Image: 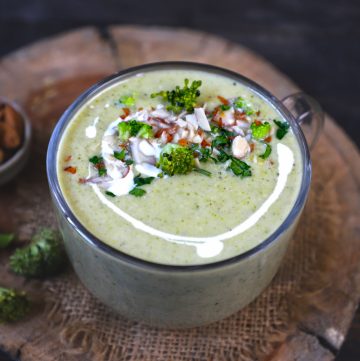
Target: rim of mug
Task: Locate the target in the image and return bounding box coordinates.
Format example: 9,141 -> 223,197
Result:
46,61 -> 311,272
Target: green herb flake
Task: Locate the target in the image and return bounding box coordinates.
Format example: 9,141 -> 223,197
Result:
151,79 -> 202,113
98,168 -> 107,177
0,233 -> 14,249
233,97 -> 254,115
89,155 -> 107,177
259,144 -> 272,159
212,134 -> 231,149
114,150 -> 126,161
129,187 -> 146,197
193,168 -> 212,177
250,121 -> 271,140
89,155 -> 102,165
105,191 -> 116,197
119,95 -> 135,107
190,144 -> 217,163
211,126 -> 234,149
219,104 -> 231,111
134,176 -> 155,186
229,158 -> 252,178
217,149 -> 231,163
125,159 -> 134,165
274,119 -> 290,139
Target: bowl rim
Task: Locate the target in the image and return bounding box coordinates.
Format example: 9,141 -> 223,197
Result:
47,61 -> 311,272
0,97 -> 32,173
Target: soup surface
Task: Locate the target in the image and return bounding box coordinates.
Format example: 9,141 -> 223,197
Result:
57,69 -> 302,265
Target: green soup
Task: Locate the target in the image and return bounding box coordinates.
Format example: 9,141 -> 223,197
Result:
57,69 -> 302,265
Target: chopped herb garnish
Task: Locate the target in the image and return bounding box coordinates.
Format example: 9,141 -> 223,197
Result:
219,104 -> 231,111
151,79 -> 202,113
118,120 -> 153,141
114,150 -> 126,160
125,159 -> 134,165
119,95 -> 135,107
212,134 -> 231,149
129,187 -> 146,197
193,168 -> 212,177
217,149 -> 231,163
89,155 -> 107,176
89,155 -> 102,165
98,168 -> 107,176
190,144 -> 217,163
233,97 -> 254,115
211,125 -> 234,137
134,176 -> 155,186
229,158 -> 252,178
259,144 -> 272,159
274,119 -> 290,139
250,121 -> 271,140
210,126 -> 235,149
0,233 -> 14,249
105,191 -> 116,197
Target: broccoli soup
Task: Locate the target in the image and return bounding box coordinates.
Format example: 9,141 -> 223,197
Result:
57,69 -> 302,266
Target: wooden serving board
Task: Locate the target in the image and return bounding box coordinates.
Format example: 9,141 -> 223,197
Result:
0,26 -> 359,361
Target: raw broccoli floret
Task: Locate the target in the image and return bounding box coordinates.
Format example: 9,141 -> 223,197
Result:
10,228 -> 66,278
0,287 -> 30,323
158,145 -> 194,176
151,79 -> 202,113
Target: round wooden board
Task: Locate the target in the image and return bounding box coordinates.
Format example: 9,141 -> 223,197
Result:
0,26 -> 359,361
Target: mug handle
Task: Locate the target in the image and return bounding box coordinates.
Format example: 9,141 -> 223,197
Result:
281,92 -> 324,150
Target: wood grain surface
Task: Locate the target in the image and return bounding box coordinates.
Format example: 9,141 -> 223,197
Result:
0,26 -> 359,361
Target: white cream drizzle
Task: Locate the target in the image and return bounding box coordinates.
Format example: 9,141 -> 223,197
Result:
90,143 -> 294,258
85,116 -> 100,138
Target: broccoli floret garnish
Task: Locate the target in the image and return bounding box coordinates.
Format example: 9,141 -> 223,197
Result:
158,144 -> 194,176
118,120 -> 153,141
10,228 -> 66,278
250,121 -> 271,140
151,79 -> 202,113
0,287 -> 30,323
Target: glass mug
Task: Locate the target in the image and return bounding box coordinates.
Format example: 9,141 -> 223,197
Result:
47,62 -> 324,328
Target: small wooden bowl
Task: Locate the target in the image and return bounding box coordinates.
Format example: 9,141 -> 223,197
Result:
0,97 -> 32,186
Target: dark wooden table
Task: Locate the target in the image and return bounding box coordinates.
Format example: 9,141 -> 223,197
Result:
0,1 -> 358,359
